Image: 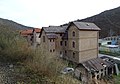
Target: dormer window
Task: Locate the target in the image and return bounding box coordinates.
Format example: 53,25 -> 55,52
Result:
73,31 -> 75,37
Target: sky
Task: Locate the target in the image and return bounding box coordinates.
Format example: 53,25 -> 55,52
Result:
0,0 -> 120,28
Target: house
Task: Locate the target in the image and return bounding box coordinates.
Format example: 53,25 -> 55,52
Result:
39,21 -> 116,83
40,22 -> 100,63
20,28 -> 41,46
74,57 -> 115,84
20,29 -> 33,45
63,22 -> 100,63
99,40 -> 112,46
39,25 -> 67,55
102,36 -> 120,45
32,28 -> 41,47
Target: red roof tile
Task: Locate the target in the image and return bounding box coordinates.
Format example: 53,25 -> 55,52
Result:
20,29 -> 33,36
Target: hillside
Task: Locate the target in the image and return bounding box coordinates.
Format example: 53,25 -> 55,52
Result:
76,7 -> 120,38
0,18 -> 33,30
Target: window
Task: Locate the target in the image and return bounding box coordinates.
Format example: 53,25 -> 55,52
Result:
60,33 -> 62,36
72,41 -> 75,48
97,75 -> 99,79
73,52 -> 75,58
53,49 -> 55,52
72,31 -> 75,37
60,41 -> 63,46
53,39 -> 55,42
43,36 -> 45,42
65,41 -> 67,46
65,50 -> 67,56
50,49 -> 52,52
107,42 -> 111,45
60,51 -> 62,54
50,39 -> 52,42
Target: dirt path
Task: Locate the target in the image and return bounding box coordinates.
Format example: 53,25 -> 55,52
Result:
0,63 -> 17,84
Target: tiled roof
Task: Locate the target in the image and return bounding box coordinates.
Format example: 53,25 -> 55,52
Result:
20,29 -> 33,36
43,26 -> 67,33
81,58 -> 114,72
72,22 -> 101,31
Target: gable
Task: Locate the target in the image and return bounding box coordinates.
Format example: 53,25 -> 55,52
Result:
67,22 -> 101,31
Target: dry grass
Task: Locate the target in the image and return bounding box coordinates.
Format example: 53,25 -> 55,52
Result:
25,46 -> 81,84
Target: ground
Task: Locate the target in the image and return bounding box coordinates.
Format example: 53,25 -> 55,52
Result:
0,62 -> 28,84
0,63 -> 16,84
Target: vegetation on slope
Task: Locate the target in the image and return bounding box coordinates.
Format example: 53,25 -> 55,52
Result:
77,6 -> 120,38
0,27 -> 32,63
114,74 -> 120,84
0,18 -> 33,30
0,28 -> 80,84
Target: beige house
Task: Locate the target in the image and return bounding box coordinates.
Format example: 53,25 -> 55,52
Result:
64,22 -> 100,63
40,26 -> 67,56
40,22 -> 100,63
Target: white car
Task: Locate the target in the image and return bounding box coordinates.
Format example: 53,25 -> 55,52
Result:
61,67 -> 74,74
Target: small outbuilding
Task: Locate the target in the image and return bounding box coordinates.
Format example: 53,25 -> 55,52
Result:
74,57 -> 115,84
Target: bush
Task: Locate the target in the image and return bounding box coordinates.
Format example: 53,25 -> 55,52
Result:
0,28 -> 33,63
25,47 -> 81,84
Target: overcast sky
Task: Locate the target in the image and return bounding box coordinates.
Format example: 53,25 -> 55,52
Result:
0,0 -> 120,28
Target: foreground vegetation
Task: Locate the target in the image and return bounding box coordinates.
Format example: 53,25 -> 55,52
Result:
99,50 -> 120,57
0,28 -> 80,84
114,74 -> 120,84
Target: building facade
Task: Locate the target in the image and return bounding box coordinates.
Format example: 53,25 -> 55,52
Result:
20,28 -> 41,47
40,22 -> 100,63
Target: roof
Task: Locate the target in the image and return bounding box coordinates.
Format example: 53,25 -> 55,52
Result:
81,58 -> 114,72
69,22 -> 101,31
46,33 -> 58,39
43,26 -> 68,33
20,29 -> 33,36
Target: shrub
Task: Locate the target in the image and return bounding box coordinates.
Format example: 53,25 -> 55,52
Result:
0,28 -> 33,63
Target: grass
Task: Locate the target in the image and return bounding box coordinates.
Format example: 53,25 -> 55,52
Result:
99,50 -> 120,56
114,74 -> 120,84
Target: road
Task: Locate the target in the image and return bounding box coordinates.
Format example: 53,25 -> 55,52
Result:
98,54 -> 120,61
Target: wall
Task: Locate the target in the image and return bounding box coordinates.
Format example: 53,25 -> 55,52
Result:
36,33 -> 41,44
66,24 -> 99,63
40,31 -> 49,52
67,25 -> 80,63
78,30 -> 98,63
55,33 -> 64,57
